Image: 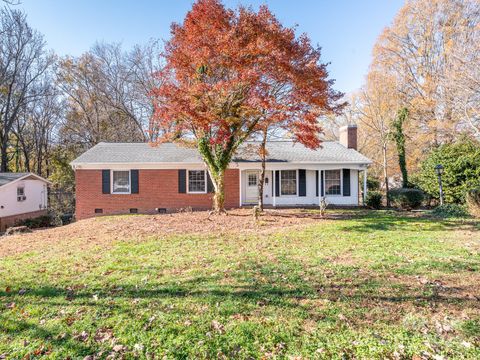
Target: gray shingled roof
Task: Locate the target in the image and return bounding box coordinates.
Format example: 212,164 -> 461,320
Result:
235,141 -> 371,163
71,141 -> 371,165
0,172 -> 30,187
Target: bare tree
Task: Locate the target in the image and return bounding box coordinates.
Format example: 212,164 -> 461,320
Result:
355,71 -> 400,205
0,8 -> 54,171
445,16 -> 480,137
13,73 -> 62,176
57,41 -> 165,149
57,54 -> 140,148
372,0 -> 480,146
127,41 -> 166,141
351,0 -> 480,189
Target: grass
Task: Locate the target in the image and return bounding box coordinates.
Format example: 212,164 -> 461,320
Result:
0,210 -> 479,359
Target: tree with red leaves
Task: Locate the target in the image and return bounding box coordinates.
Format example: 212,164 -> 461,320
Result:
151,0 -> 343,213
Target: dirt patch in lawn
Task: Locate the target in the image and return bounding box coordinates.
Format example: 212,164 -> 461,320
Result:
0,209 -> 331,258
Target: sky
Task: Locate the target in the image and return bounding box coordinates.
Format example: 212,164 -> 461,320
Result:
18,0 -> 404,94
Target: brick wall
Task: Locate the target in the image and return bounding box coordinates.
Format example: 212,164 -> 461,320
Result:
75,169 -> 240,220
0,209 -> 48,232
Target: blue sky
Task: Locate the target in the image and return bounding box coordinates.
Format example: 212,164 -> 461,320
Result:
18,0 -> 403,94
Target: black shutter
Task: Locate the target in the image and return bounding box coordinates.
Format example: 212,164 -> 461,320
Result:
275,170 -> 280,197
178,169 -> 186,193
316,170 -> 319,197
343,169 -> 351,196
206,171 -> 214,193
102,170 -> 110,194
131,170 -> 139,194
299,169 -> 306,197
321,170 -> 324,196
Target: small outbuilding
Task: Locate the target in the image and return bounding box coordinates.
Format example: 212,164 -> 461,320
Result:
0,172 -> 50,232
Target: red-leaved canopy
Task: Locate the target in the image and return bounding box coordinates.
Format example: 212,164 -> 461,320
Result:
151,0 -> 343,212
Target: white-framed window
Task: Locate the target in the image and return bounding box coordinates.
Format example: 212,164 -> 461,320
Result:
325,170 -> 341,195
248,173 -> 257,186
112,170 -> 131,194
17,186 -> 26,201
280,170 -> 297,196
188,170 -> 207,193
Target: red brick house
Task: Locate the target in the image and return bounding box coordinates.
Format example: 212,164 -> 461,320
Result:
71,125 -> 371,220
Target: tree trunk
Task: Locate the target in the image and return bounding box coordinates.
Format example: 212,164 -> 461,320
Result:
0,139 -> 8,172
257,128 -> 268,211
212,171 -> 226,213
382,142 -> 390,207
197,136 -> 238,215
393,108 -> 408,188
15,139 -> 21,172
23,147 -> 31,172
44,142 -> 50,177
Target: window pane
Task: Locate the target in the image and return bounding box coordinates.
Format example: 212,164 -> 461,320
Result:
248,173 -> 257,186
281,170 -> 297,195
113,171 -> 130,193
188,170 -> 206,192
17,187 -> 24,196
325,170 -> 341,195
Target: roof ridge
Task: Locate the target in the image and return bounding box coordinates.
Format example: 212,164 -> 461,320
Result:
95,140 -> 340,145
232,140 -> 336,143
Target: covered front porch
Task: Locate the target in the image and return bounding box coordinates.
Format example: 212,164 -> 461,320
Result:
237,164 -> 368,207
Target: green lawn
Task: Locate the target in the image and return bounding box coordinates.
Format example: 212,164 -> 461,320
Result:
1,210 -> 479,359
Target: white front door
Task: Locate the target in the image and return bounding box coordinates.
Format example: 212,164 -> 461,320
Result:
245,171 -> 259,203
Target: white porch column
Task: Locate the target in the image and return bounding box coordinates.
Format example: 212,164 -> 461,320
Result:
363,169 -> 368,206
318,169 -> 322,207
239,169 -> 242,207
272,170 -> 276,207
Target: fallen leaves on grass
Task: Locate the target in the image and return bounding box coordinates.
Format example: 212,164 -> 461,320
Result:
0,209 -> 329,257
5,302 -> 15,309
112,344 -> 126,352
211,319 -> 225,334
143,315 -> 156,331
94,328 -> 115,344
73,331 -> 89,342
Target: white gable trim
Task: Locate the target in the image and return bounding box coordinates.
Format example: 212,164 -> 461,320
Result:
0,173 -> 52,189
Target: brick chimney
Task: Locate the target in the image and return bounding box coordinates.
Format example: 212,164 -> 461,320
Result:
339,125 -> 357,150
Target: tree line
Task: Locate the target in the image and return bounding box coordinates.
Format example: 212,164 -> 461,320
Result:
339,0 -> 479,200
2,0 -> 343,215
1,0 -> 479,214
0,6 -> 164,178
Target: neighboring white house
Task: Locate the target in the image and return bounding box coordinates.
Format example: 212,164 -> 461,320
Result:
0,172 -> 50,232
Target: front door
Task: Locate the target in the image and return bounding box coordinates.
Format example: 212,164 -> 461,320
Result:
245,171 -> 259,203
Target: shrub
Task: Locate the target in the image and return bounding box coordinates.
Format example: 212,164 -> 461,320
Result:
466,188 -> 480,218
367,176 -> 381,191
366,191 -> 382,209
16,215 -> 52,229
388,188 -> 424,210
431,204 -> 470,219
416,139 -> 480,203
